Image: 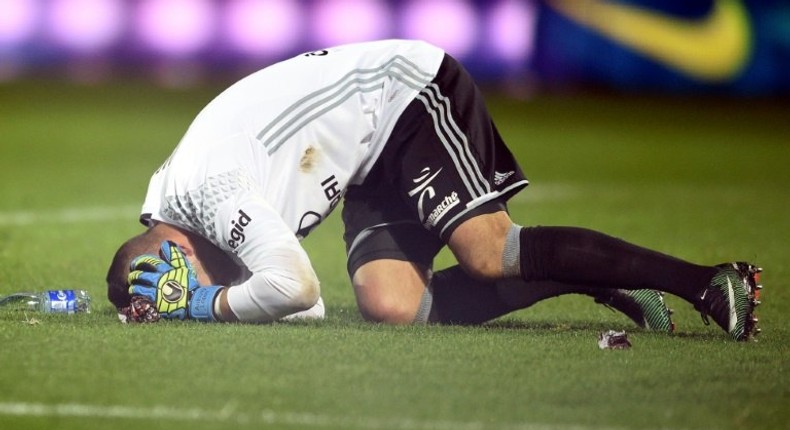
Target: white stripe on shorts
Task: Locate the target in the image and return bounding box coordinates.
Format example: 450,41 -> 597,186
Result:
415,84 -> 490,199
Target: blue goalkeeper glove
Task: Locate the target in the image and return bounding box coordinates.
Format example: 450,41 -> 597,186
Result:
127,241 -> 222,321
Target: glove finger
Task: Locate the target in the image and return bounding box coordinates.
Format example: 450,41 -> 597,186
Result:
130,254 -> 171,273
160,241 -> 193,271
128,269 -> 163,287
128,284 -> 157,303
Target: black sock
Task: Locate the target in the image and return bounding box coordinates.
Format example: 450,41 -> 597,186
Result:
430,266 -> 511,325
429,266 -> 603,325
518,226 -> 717,303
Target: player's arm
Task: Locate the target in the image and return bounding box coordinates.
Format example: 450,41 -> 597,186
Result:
214,291 -> 325,322
215,194 -> 322,323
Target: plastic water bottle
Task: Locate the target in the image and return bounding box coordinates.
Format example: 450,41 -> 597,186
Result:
0,290 -> 91,314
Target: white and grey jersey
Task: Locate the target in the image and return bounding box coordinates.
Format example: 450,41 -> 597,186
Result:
142,39 -> 444,243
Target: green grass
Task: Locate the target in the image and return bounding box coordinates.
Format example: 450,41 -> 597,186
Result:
1,80 -> 788,430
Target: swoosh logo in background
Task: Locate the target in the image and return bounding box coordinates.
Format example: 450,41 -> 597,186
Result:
546,0 -> 752,82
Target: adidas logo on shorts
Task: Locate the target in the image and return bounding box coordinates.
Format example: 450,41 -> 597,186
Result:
494,171 -> 514,186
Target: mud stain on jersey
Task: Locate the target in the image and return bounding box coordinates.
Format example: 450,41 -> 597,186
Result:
299,146 -> 318,173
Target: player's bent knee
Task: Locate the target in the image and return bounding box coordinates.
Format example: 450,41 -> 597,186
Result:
357,298 -> 415,325
351,260 -> 427,325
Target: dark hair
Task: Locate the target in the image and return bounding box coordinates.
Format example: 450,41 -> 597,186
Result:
105,230 -> 160,309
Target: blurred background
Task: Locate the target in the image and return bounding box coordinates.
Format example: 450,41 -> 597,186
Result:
2,0 -> 789,95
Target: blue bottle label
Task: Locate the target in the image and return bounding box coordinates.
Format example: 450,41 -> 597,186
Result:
47,290 -> 77,313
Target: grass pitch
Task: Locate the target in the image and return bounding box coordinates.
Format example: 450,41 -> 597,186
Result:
1,80 -> 788,430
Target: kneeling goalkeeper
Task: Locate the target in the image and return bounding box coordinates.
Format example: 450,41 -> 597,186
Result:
106,39 -> 762,341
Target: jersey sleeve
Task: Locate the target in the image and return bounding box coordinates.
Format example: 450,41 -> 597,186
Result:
215,191 -> 321,322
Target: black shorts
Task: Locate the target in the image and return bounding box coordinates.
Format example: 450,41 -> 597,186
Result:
342,54 -> 528,276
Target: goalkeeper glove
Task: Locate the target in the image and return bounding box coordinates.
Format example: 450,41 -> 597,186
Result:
127,240 -> 222,321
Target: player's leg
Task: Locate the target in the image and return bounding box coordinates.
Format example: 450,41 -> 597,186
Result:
350,252 -> 672,330
343,195 -> 671,329
393,52 -> 760,339
342,194 -> 677,329
344,221 -> 592,325
445,204 -> 760,338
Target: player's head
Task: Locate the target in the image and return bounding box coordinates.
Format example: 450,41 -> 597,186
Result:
106,228 -> 166,309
